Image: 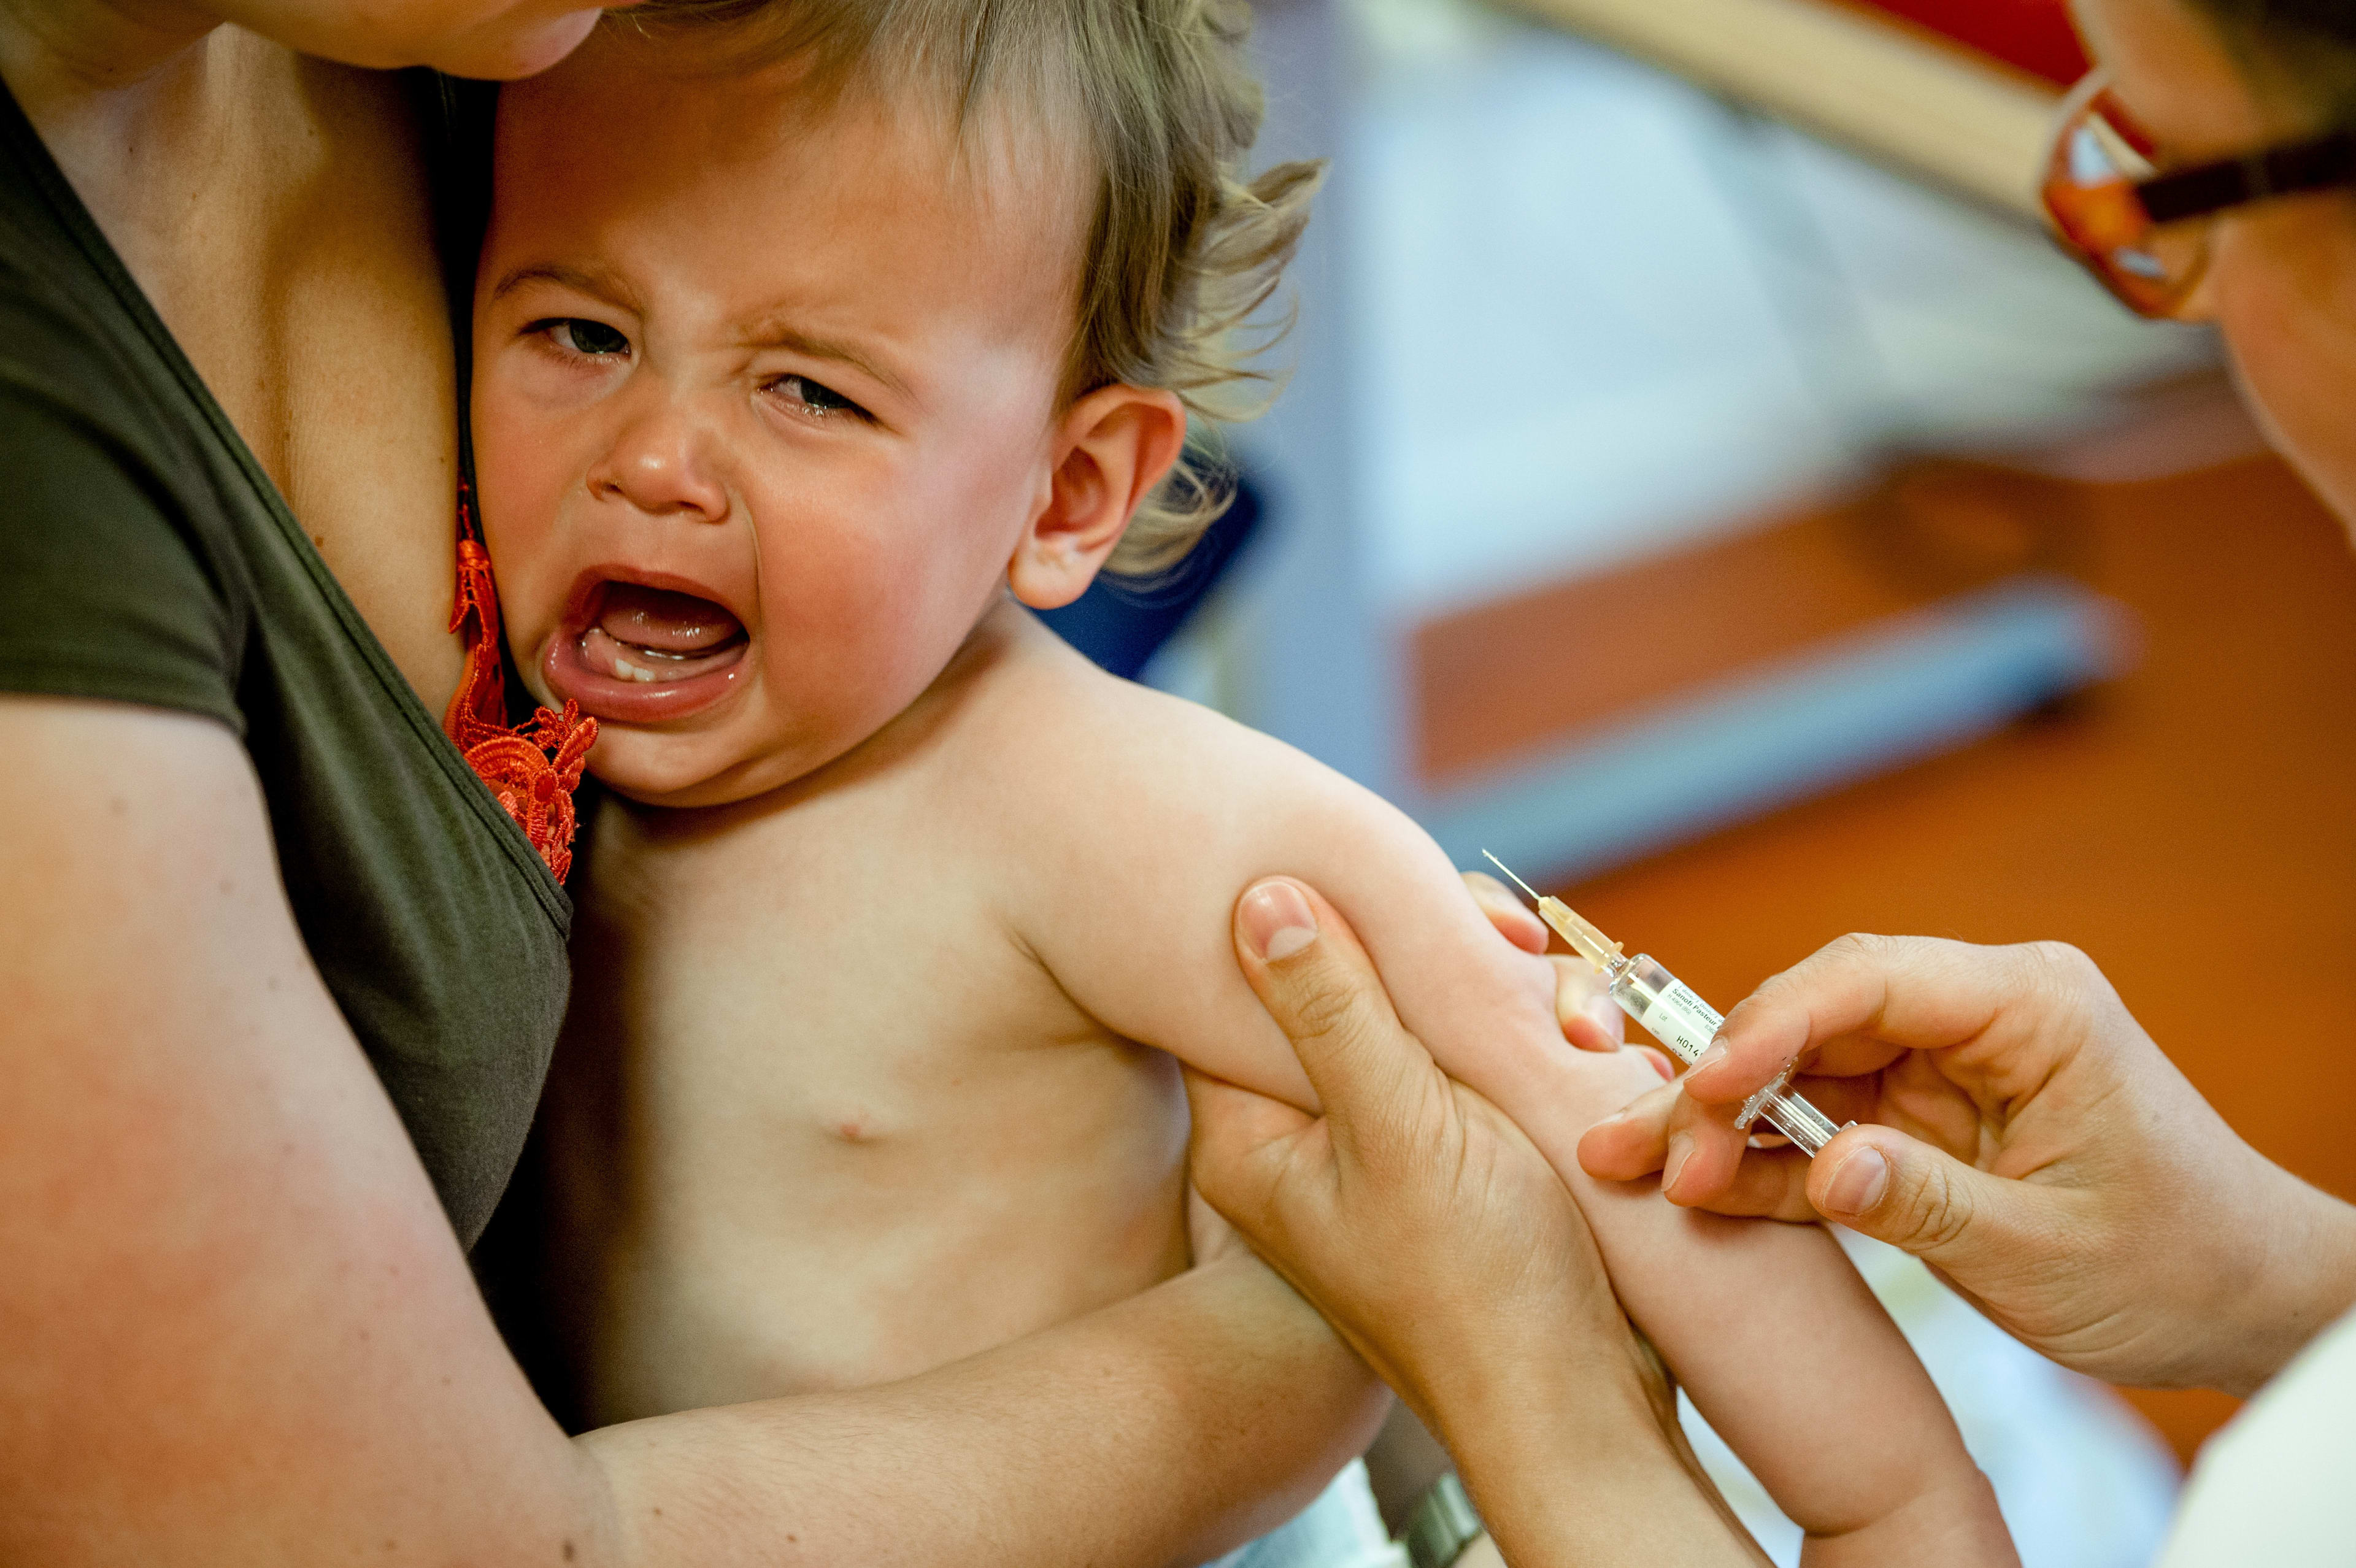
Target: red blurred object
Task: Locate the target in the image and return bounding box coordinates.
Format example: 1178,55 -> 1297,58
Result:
1846,0 -> 2090,86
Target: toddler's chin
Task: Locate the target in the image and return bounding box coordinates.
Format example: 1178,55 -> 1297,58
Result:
584,729 -> 746,810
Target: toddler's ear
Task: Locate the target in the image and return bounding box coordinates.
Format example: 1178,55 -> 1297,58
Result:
1007,383 -> 1185,610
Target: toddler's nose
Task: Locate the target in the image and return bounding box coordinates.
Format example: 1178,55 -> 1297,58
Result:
588,401 -> 730,523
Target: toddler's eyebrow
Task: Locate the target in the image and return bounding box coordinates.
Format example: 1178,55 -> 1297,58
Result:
490,261 -> 644,315
735,314 -> 912,402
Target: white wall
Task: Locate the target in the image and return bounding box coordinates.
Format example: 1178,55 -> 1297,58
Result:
1348,0 -> 2215,618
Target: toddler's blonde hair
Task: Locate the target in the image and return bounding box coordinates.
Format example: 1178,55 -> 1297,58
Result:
624,0 -> 1323,576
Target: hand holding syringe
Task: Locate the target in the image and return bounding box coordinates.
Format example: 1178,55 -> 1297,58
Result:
1485,853 -> 1853,1156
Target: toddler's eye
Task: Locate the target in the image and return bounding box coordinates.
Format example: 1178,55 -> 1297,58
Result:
766,373 -> 866,421
533,318 -> 632,358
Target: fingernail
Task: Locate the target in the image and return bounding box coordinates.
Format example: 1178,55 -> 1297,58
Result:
1691,1042 -> 1728,1075
1594,1107 -> 1628,1127
1823,1147 -> 1889,1216
1662,1133 -> 1694,1196
1240,880 -> 1319,962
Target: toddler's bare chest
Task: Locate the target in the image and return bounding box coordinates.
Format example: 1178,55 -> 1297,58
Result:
563,804 -> 1195,1407
582,800 -> 1175,1174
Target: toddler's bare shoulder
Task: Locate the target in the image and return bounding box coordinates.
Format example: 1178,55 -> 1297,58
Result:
972,612 -> 1384,837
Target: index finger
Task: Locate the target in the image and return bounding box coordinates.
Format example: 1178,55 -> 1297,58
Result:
1682,932 -> 2076,1108
1233,876 -> 1432,1149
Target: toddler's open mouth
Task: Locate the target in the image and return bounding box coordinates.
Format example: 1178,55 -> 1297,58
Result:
545,579 -> 751,724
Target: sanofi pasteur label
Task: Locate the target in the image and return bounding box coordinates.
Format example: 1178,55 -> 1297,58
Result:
1637,982 -> 1722,1066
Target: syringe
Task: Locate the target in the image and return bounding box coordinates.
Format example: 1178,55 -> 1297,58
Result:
1483,853 -> 1853,1156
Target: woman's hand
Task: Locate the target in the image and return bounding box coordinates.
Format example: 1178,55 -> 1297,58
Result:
1579,934 -> 2356,1395
1187,876 -> 1648,1432
1187,877 -> 1764,1568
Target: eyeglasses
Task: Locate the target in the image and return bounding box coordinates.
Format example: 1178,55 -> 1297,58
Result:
2041,69 -> 2356,317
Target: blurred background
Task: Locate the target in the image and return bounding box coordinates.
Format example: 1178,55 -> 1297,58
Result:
1041,0 -> 2356,1560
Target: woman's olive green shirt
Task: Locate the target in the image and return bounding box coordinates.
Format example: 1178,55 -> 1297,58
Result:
0,75 -> 564,1248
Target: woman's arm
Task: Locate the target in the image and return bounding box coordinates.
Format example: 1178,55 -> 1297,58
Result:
1185,877 -> 1767,1568
0,696 -> 1372,1567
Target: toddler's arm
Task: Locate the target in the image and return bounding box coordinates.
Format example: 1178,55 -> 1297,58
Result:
1006,681 -> 2011,1563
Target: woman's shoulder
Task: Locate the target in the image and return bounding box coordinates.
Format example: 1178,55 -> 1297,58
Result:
0,297 -> 253,731
0,66 -> 568,1249
0,78 -> 213,452
0,82 -> 270,718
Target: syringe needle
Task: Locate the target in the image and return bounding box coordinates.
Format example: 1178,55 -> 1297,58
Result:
1479,851 -> 1623,969
1480,850 -> 1543,904
1474,854 -> 1853,1154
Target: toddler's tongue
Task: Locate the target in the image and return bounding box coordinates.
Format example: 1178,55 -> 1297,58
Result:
598,583 -> 744,654
581,583 -> 747,686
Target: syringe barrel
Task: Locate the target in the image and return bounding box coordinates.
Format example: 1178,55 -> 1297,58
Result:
1607,953 -> 1854,1158
1607,953 -> 1722,1067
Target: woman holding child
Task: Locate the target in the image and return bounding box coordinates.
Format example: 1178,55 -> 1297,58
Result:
0,1 -> 1394,1562
1192,0 -> 2356,1562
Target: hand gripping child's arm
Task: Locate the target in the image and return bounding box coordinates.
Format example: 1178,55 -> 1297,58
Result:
1009,684 -> 2015,1567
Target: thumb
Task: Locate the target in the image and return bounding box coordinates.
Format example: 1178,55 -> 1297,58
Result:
1808,1124 -> 2031,1277
1233,877 -> 1426,1140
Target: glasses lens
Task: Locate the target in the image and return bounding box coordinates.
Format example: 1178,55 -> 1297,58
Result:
2068,104 -> 2154,186
2044,85 -> 2210,315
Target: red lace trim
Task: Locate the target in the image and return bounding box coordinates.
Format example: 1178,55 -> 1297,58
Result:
443,481 -> 596,883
